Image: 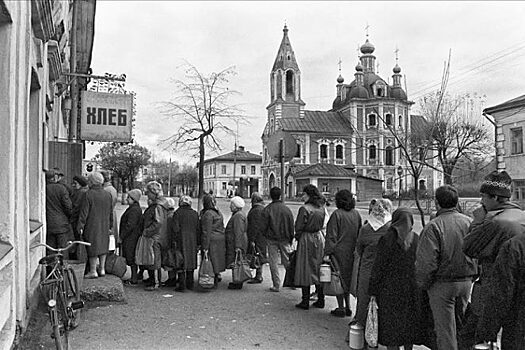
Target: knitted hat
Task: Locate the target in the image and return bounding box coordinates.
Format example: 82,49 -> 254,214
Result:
251,192 -> 264,204
230,196 -> 245,209
179,195 -> 192,207
127,189 -> 142,203
88,172 -> 104,186
73,175 -> 88,187
480,171 -> 512,198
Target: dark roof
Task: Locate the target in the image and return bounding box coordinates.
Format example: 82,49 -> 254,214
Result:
272,26 -> 299,72
280,110 -> 353,134
293,163 -> 356,178
204,149 -> 262,163
410,114 -> 428,134
484,94 -> 525,114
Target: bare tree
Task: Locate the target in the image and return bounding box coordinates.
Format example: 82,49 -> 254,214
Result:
158,62 -> 244,202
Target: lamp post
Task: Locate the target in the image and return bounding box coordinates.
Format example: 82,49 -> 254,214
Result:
397,166 -> 403,207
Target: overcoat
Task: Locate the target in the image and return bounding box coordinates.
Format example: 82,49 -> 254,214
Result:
104,182 -> 119,239
200,208 -> 226,274
70,187 -> 88,238
46,182 -> 73,235
77,184 -> 113,257
119,202 -> 143,266
247,203 -> 267,258
294,204 -> 325,287
324,208 -> 362,292
225,210 -> 248,266
171,205 -> 200,270
141,197 -> 170,270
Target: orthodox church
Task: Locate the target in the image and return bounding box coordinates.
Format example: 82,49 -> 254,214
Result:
261,25 -> 440,200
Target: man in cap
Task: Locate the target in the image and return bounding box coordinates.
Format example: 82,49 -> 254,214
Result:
462,170 -> 525,346
45,169 -> 73,257
53,167 -> 73,197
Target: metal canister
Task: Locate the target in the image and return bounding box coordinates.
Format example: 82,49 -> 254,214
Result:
474,343 -> 499,350
320,263 -> 331,283
348,323 -> 364,350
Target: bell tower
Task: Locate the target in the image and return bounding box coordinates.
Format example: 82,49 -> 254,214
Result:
268,25 -> 305,123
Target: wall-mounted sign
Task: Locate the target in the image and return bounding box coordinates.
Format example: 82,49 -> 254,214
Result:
80,91 -> 133,142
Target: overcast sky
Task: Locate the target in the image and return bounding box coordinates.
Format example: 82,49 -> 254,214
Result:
86,1 -> 525,164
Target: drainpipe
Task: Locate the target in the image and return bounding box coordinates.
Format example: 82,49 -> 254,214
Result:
68,0 -> 77,142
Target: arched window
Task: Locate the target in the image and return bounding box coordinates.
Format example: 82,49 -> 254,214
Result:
377,88 -> 383,97
335,145 -> 343,159
368,114 -> 376,127
295,143 -> 301,158
398,115 -> 403,127
320,144 -> 328,159
385,147 -> 394,165
385,114 -> 392,126
369,145 -> 376,159
286,70 -> 294,96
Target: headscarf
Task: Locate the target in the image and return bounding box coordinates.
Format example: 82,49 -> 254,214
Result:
87,172 -> 104,186
166,197 -> 176,210
368,198 -> 393,231
202,194 -> 217,212
230,196 -> 245,210
179,195 -> 192,207
127,189 -> 142,203
390,208 -> 414,251
73,175 -> 88,187
145,181 -> 163,198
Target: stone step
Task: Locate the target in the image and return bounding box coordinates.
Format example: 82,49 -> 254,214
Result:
81,274 -> 125,303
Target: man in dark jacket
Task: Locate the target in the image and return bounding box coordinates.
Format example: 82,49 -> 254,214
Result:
247,192 -> 267,284
262,187 -> 294,292
45,169 -> 73,258
476,233 -> 525,349
462,170 -> 525,347
416,185 -> 478,350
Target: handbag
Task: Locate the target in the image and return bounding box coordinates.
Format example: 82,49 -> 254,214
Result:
323,260 -> 345,296
104,252 -> 127,278
135,235 -> 154,266
232,250 -> 253,284
365,296 -> 379,348
283,250 -> 296,288
246,242 -> 262,269
198,251 -> 215,289
162,248 -> 184,271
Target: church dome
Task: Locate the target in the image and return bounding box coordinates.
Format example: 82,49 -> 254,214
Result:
390,86 -> 407,100
349,85 -> 369,99
360,39 -> 375,55
393,64 -> 401,74
337,74 -> 344,83
355,62 -> 363,72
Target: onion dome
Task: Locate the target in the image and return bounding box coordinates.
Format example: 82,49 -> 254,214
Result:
349,86 -> 369,99
355,62 -> 363,72
337,74 -> 344,83
360,39 -> 375,54
390,87 -> 407,100
393,64 -> 401,74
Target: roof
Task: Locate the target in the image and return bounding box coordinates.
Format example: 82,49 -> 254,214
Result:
484,94 -> 525,114
410,114 -> 428,134
204,149 -> 262,163
272,25 -> 299,72
293,163 -> 357,178
280,110 -> 354,134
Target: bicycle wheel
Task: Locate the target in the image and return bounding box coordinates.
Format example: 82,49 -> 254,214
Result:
64,266 -> 81,329
50,286 -> 70,350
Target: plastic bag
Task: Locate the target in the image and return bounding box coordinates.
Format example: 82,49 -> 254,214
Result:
108,234 -> 116,251
198,251 -> 215,289
232,250 -> 253,283
365,296 -> 379,348
283,250 -> 296,288
135,235 -> 154,266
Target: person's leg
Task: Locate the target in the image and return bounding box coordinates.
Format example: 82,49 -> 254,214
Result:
344,292 -> 352,316
186,270 -> 194,290
98,254 -> 106,276
267,241 -> 280,289
313,284 -> 325,308
296,286 -> 310,309
428,281 -> 458,350
454,280 -> 472,349
86,256 -> 98,277
130,264 -> 138,284
336,294 -> 345,309
175,271 -> 186,292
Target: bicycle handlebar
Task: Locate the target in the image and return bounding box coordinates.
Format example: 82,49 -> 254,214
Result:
32,240 -> 91,253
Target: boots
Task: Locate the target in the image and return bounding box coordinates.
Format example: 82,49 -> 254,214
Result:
248,267 -> 263,284
175,272 -> 186,292
213,274 -> 220,289
185,270 -> 194,290
295,287 -> 310,310
312,284 -> 325,308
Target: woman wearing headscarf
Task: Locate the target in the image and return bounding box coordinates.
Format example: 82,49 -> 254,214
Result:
225,196 -> 248,290
354,198 -> 393,326
247,192 -> 267,284
120,189 -> 143,285
200,194 -> 226,288
294,184 -> 326,310
141,181 -> 170,291
70,175 -> 89,260
170,195 -> 200,292
323,189 -> 362,317
368,208 -> 421,350
78,172 -> 113,278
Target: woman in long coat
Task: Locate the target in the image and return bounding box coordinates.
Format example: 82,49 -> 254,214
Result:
200,194 -> 226,288
171,195 -> 200,291
294,184 -> 326,310
324,189 -> 362,317
140,181 -> 170,291
368,208 -> 422,350
354,198 -> 393,327
225,196 -> 248,290
119,189 -> 143,284
77,172 -> 113,278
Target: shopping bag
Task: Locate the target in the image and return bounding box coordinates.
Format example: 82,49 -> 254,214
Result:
365,296 -> 379,348
323,260 -> 345,296
198,251 -> 215,289
104,252 -> 127,278
162,248 -> 184,271
135,235 -> 154,266
108,234 -> 116,251
283,250 -> 296,288
246,242 -> 262,269
232,250 -> 253,283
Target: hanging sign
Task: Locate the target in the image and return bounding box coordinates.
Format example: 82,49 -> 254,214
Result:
80,91 -> 133,142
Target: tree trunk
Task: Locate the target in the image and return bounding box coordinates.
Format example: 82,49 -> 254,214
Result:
121,177 -> 127,204
198,136 -> 205,210
413,175 -> 426,227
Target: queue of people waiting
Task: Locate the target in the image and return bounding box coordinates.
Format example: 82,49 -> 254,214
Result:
46,169 -> 525,350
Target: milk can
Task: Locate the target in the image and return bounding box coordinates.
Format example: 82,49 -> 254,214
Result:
319,263 -> 331,283
348,323 -> 364,349
474,343 -> 499,350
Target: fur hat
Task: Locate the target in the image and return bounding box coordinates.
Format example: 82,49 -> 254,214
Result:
87,172 -> 104,186
179,195 -> 192,207
127,189 -> 142,203
73,175 -> 88,187
230,196 -> 245,210
480,171 -> 512,198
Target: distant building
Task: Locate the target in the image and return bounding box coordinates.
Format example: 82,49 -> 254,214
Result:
202,146 -> 262,198
261,26 -> 441,200
484,95 -> 525,206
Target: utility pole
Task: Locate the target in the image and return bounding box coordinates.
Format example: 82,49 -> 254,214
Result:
168,151 -> 172,197
232,120 -> 239,197
68,0 -> 77,142
280,138 -> 285,198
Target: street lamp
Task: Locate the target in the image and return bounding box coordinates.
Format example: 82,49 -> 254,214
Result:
397,166 -> 403,206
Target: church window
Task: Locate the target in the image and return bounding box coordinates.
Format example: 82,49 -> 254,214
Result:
377,88 -> 383,97
368,114 -> 377,127
385,114 -> 392,126
295,143 -> 301,158
398,115 -> 403,127
320,144 -> 328,159
286,70 -> 294,96
287,54 -> 291,60
385,147 -> 394,165
336,145 -> 343,159
369,145 -> 377,159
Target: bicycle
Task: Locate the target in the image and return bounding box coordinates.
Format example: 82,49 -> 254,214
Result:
33,240 -> 91,350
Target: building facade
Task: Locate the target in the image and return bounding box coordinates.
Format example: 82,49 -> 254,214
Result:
0,1 -> 95,347
261,26 -> 439,199
202,146 -> 262,198
484,95 -> 525,206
